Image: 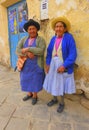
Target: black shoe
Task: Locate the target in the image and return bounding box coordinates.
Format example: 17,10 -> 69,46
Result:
32,98 -> 37,105
57,104 -> 64,113
23,95 -> 33,101
47,99 -> 58,107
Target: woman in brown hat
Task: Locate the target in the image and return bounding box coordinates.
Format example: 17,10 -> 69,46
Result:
16,19 -> 46,105
43,16 -> 77,112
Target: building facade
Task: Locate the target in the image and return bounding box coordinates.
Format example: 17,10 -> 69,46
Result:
0,0 -> 89,98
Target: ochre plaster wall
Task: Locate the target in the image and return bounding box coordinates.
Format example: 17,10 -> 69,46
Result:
27,0 -> 89,94
0,4 -> 10,66
26,0 -> 40,19
0,0 -> 89,94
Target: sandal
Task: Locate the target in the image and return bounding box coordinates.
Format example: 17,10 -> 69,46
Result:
57,104 -> 65,113
23,94 -> 33,101
32,97 -> 38,105
47,99 -> 58,107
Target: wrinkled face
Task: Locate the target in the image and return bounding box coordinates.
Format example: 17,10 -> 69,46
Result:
54,21 -> 67,37
27,26 -> 38,38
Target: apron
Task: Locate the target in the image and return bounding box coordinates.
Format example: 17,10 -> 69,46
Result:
20,38 -> 45,92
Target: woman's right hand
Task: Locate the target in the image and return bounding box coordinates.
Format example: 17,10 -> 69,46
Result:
45,65 -> 50,73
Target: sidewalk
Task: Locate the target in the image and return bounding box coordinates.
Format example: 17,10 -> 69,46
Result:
0,64 -> 89,130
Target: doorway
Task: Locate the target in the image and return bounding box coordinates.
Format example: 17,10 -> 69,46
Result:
8,0 -> 28,68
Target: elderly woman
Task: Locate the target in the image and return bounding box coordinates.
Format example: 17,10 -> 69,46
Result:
43,16 -> 77,112
16,19 -> 46,105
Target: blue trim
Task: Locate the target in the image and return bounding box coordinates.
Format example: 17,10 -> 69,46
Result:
7,0 -> 28,68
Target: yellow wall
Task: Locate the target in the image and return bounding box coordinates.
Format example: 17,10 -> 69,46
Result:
0,0 -> 89,93
0,0 -> 21,66
26,0 -> 40,19
0,4 -> 10,66
0,0 -> 21,7
26,0 -> 89,94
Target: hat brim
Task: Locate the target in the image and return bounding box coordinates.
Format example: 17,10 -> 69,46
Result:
51,16 -> 71,31
24,19 -> 40,32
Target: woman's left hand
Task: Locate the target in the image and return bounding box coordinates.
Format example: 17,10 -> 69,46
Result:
26,52 -> 35,59
57,66 -> 65,73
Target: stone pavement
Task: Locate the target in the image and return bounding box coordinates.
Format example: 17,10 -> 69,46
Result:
0,64 -> 89,130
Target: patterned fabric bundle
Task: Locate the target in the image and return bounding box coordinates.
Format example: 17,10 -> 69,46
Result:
16,56 -> 27,71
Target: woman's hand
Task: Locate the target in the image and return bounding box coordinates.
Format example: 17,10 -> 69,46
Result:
45,65 -> 50,73
57,66 -> 65,73
21,48 -> 29,54
26,52 -> 35,59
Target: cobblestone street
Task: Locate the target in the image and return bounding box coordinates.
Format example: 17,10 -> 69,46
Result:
0,64 -> 89,130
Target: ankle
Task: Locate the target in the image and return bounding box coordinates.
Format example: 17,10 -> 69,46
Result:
33,92 -> 37,98
28,92 -> 32,96
53,96 -> 58,101
33,95 -> 37,98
